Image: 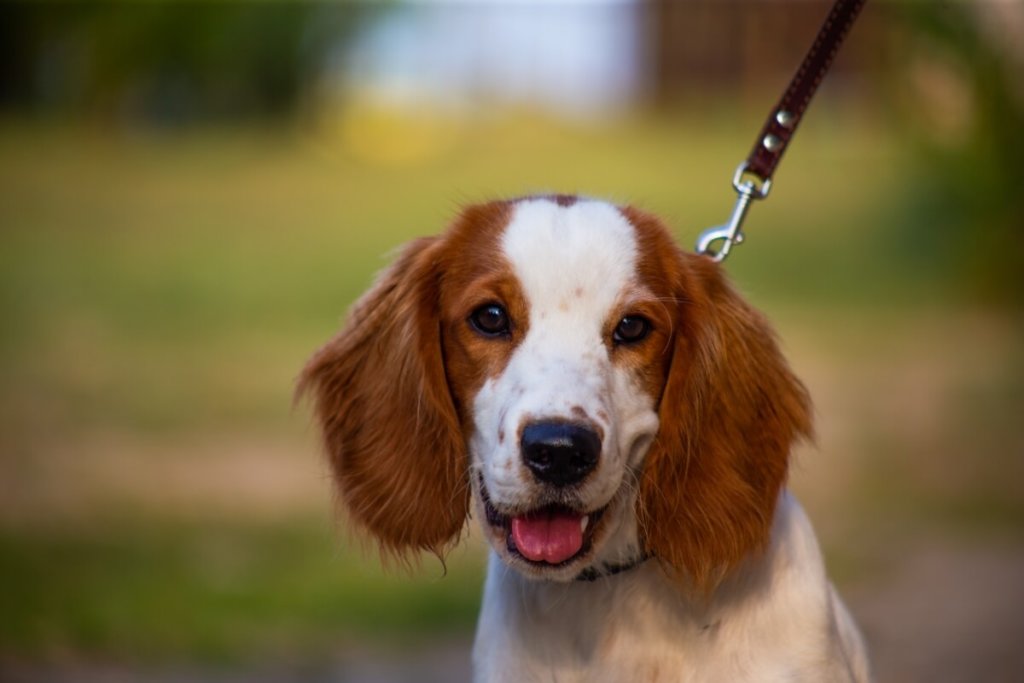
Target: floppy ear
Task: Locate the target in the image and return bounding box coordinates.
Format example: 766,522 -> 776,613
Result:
638,253 -> 812,589
298,237 -> 468,559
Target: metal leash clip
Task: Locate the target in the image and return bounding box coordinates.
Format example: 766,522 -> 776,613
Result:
696,162 -> 772,262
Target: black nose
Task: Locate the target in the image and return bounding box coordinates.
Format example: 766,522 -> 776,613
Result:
521,422 -> 601,487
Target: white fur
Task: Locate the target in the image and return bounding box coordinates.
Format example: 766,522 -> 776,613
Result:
473,494 -> 871,682
465,198 -> 870,681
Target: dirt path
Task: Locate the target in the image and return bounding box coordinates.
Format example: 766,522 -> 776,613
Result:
1,642 -> 473,683
849,538 -> 1024,683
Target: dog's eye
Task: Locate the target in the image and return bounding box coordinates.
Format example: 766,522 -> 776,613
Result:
469,303 -> 511,337
613,315 -> 650,345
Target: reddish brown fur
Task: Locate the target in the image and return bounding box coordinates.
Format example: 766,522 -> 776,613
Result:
298,236 -> 467,558
626,206 -> 812,590
605,286 -> 675,402
437,202 -> 528,429
442,268 -> 528,426
298,201 -> 518,560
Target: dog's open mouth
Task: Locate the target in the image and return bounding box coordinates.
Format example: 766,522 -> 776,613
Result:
479,478 -> 607,567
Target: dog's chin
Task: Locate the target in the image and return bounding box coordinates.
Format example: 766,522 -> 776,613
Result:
474,477 -> 618,582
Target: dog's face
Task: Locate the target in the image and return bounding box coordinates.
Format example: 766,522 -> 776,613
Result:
440,199 -> 669,579
301,196 -> 811,587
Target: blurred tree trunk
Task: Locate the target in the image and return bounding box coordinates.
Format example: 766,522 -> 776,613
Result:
641,0 -> 887,105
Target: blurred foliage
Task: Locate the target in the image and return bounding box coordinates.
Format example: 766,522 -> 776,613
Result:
891,3 -> 1024,307
0,2 -> 370,123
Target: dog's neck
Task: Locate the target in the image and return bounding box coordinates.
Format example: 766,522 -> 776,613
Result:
474,545 -> 723,683
472,493 -> 858,683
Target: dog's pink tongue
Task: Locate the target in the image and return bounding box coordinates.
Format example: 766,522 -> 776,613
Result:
511,509 -> 583,564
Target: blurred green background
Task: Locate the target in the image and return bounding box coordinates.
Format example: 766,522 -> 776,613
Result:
1,2 -> 1022,682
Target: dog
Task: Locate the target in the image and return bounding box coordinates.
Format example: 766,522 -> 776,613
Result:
300,196 -> 871,682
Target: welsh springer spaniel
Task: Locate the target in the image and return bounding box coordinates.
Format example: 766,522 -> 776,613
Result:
300,196 -> 871,682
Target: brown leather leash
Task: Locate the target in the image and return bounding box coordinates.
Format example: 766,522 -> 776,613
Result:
697,0 -> 868,262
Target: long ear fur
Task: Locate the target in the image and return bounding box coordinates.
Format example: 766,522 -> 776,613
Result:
638,253 -> 812,589
297,237 -> 468,559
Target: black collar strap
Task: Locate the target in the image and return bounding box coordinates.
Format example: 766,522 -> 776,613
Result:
575,553 -> 652,582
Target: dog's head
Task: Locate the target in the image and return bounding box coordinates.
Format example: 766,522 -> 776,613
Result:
300,197 -> 810,587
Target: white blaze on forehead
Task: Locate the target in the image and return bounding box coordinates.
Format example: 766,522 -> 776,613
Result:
501,199 -> 638,329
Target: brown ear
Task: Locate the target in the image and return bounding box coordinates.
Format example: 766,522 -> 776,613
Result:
638,253 -> 812,589
298,237 -> 468,559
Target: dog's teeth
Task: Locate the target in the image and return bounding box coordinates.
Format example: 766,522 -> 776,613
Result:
581,515 -> 590,533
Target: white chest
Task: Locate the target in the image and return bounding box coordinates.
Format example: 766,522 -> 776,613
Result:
471,495 -> 869,683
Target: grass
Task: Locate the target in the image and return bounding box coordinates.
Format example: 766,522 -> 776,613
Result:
0,518 -> 485,663
0,108 -> 1019,665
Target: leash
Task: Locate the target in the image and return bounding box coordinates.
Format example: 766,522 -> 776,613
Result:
696,0 -> 868,262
